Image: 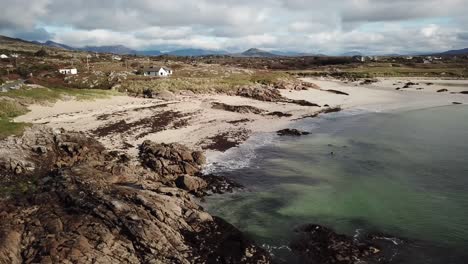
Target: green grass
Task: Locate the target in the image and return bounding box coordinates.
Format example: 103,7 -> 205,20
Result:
0,87 -> 119,139
121,71 -> 292,95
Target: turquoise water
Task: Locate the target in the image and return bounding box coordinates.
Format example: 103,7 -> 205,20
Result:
204,105 -> 468,263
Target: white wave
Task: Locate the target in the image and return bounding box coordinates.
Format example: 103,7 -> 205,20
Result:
203,132 -> 276,174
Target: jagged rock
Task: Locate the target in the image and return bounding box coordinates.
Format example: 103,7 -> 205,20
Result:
0,126 -> 271,264
184,217 -> 271,264
325,89 -> 349,96
267,111 -> 292,117
277,129 -> 310,136
212,102 -> 265,114
237,85 -> 319,107
176,175 -> 208,191
289,100 -> 320,107
237,85 -> 284,102
290,224 -> 381,264
139,140 -> 205,178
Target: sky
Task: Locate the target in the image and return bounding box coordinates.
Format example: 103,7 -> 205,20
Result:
1,0 -> 468,55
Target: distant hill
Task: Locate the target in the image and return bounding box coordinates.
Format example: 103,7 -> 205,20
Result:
165,48 -> 228,57
33,40 -> 75,50
239,48 -> 279,57
81,45 -> 138,55
437,48 -> 468,55
341,51 -> 363,56
136,50 -> 162,56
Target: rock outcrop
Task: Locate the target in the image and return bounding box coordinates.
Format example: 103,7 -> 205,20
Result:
291,224 -> 378,264
277,129 -> 310,136
139,140 -> 206,179
290,224 -> 402,264
0,126 -> 271,264
237,85 -> 284,102
237,85 -> 320,107
212,102 -> 265,114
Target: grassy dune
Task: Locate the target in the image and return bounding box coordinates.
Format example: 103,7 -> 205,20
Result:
0,87 -> 118,139
121,71 -> 292,95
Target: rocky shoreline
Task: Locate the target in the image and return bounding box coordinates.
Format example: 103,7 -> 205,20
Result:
0,126 -> 270,263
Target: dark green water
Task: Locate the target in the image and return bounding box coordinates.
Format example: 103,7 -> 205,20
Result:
204,105 -> 468,263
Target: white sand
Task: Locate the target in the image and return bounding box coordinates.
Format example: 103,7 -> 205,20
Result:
15,78 -> 468,155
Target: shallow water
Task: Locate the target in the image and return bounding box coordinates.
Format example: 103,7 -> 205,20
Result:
204,105 -> 468,263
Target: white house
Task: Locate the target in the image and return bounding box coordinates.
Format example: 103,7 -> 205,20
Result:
59,68 -> 78,75
141,66 -> 173,77
0,54 -> 9,59
112,55 -> 122,61
10,54 -> 19,58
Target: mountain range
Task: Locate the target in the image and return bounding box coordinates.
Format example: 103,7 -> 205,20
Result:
5,36 -> 468,57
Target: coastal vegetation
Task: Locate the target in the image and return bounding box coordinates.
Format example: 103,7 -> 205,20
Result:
0,87 -> 117,138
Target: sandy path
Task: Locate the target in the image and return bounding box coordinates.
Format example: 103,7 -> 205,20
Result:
15,78 -> 468,155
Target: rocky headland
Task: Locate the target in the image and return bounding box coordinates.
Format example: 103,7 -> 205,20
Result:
0,126 -> 270,263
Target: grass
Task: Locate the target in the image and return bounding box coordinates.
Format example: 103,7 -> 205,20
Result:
0,86 -> 119,139
121,71 -> 292,95
292,63 -> 468,78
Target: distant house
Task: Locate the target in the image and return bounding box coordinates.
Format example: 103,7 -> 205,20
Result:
0,54 -> 9,59
140,66 -> 173,77
10,54 -> 19,58
112,55 -> 122,61
352,56 -> 365,62
59,68 -> 78,75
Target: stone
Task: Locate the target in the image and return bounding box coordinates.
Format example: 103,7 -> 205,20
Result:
0,125 -> 270,263
277,129 -> 310,136
175,175 -> 207,191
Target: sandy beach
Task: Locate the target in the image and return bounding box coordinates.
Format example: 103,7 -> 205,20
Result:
15,78 -> 468,156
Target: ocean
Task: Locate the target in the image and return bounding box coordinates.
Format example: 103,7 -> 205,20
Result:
204,105 -> 468,263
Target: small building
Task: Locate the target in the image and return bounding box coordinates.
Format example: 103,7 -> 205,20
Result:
59,68 -> 78,75
10,54 -> 19,58
0,54 -> 9,59
112,55 -> 122,61
140,66 -> 173,77
352,56 -> 365,62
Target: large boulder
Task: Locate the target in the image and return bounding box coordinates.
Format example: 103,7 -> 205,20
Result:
139,140 -> 206,178
176,175 -> 208,191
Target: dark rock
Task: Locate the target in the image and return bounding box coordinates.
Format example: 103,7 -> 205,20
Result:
212,102 -> 264,114
289,100 -> 320,107
325,89 -> 349,96
453,102 -> 463,105
277,129 -> 310,136
321,106 -> 342,114
437,89 -> 448,93
290,224 -> 381,264
184,216 -> 271,264
360,79 -> 378,85
460,91 -> 468,94
267,111 -> 293,117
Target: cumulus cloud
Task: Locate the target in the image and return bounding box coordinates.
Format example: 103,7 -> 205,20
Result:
0,0 -> 467,54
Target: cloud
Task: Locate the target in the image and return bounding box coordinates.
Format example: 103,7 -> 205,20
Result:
0,0 -> 467,54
